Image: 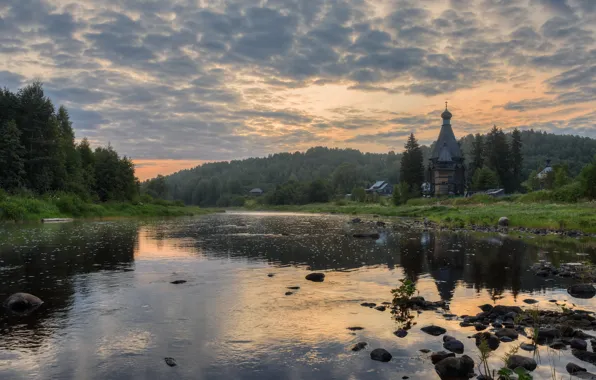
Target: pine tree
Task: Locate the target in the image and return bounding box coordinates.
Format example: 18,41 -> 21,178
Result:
77,138 -> 96,197
400,133 -> 424,195
510,128 -> 523,191
0,120 -> 26,190
57,106 -> 83,193
470,134 -> 484,176
485,125 -> 511,192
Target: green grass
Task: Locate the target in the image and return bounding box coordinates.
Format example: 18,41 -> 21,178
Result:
0,193 -> 218,222
244,197 -> 596,233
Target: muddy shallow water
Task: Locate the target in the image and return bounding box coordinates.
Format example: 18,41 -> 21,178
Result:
0,211 -> 595,379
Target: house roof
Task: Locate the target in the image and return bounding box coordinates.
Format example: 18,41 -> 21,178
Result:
370,180 -> 386,189
249,188 -> 263,193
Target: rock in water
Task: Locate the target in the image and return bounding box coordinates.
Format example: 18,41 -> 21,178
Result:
170,280 -> 187,284
346,326 -> 364,331
495,328 -> 519,340
478,304 -> 493,312
474,332 -> 500,350
434,355 -> 475,380
421,325 -> 446,336
370,348 -> 392,362
507,355 -> 537,371
164,357 -> 177,367
523,298 -> 538,304
351,342 -> 367,352
443,339 -> 464,354
520,343 -> 536,352
571,338 -> 588,351
431,351 -> 455,364
351,218 -> 362,223
573,349 -> 596,365
568,284 -> 596,299
394,329 -> 408,338
285,291 -> 293,296
287,286 -> 300,290
567,362 -> 587,374
3,293 -> 43,315
352,233 -> 380,239
550,341 -> 567,350
500,336 -> 513,343
498,217 -> 509,227
374,305 -> 386,312
305,273 -> 325,282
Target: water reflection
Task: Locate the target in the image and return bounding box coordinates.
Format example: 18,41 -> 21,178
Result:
0,213 -> 594,379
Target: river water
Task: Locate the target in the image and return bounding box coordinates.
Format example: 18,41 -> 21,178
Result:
0,212 -> 595,379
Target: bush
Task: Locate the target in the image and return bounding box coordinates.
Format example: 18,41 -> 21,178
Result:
140,194 -> 154,204
0,200 -> 26,221
173,200 -> 185,207
551,182 -> 583,203
53,194 -> 89,216
517,190 -> 553,203
230,196 -> 245,207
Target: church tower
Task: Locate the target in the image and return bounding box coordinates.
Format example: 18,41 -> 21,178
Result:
428,104 -> 465,195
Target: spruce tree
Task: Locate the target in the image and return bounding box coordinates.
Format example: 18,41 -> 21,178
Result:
0,120 -> 25,190
485,125 -> 511,191
471,134 -> 484,175
510,128 -> 523,191
400,133 -> 424,195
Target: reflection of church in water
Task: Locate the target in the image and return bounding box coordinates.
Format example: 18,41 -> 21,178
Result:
427,104 -> 466,196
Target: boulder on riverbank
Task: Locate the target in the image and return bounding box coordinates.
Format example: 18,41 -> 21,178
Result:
498,217 -> 509,227
3,293 -> 43,315
305,273 -> 325,282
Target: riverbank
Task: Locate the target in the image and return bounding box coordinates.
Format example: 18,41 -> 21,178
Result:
0,194 -> 216,222
243,200 -> 596,234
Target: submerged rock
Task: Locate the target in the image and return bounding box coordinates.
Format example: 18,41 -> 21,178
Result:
346,326 -> 364,331
523,298 -> 538,304
287,286 -> 300,290
305,273 -> 325,282
434,355 -> 475,380
3,293 -> 43,315
285,291 -> 293,296
507,355 -> 537,371
170,280 -> 187,284
550,341 -> 567,350
370,348 -> 392,362
538,328 -> 561,342
421,325 -> 446,336
351,342 -> 367,352
164,357 -> 177,367
478,304 -> 493,313
500,336 -> 513,343
430,351 -> 455,364
568,284 -> 596,299
351,218 -> 362,223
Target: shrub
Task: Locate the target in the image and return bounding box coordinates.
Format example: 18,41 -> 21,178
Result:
173,200 -> 186,207
0,200 -> 26,221
551,182 -> 583,203
53,194 -> 89,216
140,194 -> 154,204
518,190 -> 553,203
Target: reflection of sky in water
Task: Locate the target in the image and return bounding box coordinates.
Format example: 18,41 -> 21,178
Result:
0,213 -> 595,379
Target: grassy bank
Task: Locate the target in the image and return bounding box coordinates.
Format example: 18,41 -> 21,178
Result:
244,197 -> 596,233
0,193 -> 216,222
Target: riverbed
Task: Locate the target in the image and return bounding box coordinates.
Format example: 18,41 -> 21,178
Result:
0,212 -> 595,379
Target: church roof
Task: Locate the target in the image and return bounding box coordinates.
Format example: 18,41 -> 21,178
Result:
438,143 -> 452,162
431,108 -> 462,160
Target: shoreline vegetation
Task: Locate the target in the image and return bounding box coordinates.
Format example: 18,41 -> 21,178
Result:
242,196 -> 596,234
0,192 -> 215,222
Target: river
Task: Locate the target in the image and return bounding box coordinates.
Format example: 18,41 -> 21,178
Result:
0,211 -> 595,379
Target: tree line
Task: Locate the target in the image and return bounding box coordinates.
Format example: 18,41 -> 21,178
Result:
148,127 -> 596,207
0,83 -> 138,202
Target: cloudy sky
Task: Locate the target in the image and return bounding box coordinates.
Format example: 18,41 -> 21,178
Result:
1,0 -> 595,179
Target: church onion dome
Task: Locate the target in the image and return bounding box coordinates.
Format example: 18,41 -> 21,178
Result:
441,108 -> 452,120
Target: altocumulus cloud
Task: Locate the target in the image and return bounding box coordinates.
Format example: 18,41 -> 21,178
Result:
0,0 -> 594,164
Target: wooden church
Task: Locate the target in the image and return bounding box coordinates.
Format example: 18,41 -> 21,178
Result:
427,105 -> 466,196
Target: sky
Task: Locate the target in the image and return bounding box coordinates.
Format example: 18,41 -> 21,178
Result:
1,0 -> 595,180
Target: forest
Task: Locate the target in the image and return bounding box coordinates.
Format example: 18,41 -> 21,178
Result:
0,83 -> 138,202
147,129 -> 596,207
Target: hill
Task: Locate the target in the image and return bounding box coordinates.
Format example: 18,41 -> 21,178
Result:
154,130 -> 596,207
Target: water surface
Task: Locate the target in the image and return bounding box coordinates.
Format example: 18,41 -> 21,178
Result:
0,212 -> 595,379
